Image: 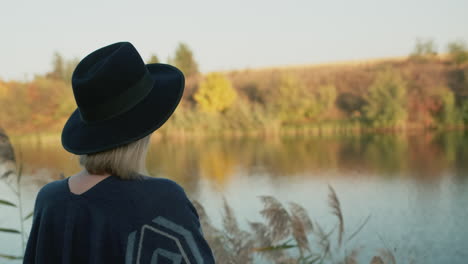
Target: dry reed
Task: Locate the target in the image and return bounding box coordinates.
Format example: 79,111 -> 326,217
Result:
328,184 -> 345,247
191,185 -> 401,264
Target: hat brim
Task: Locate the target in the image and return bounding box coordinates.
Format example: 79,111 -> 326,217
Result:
61,63 -> 184,155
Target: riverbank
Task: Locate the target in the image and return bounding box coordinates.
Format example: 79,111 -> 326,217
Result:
2,55 -> 468,137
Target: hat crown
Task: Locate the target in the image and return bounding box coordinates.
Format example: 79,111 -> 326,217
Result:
72,42 -> 147,114
62,42 -> 185,154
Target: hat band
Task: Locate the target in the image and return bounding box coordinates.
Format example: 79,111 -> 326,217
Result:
79,71 -> 154,123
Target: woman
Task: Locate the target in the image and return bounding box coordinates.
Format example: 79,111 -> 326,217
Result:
24,42 -> 215,264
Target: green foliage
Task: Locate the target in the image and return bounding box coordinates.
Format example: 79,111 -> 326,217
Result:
410,38 -> 438,62
436,89 -> 462,125
147,54 -> 160,64
313,84 -> 337,119
269,74 -> 311,122
160,100 -> 280,136
459,99 -> 468,123
194,73 -> 237,113
0,253 -> 22,260
224,100 -> 280,131
269,74 -> 337,123
447,68 -> 468,99
0,199 -> 16,207
447,40 -> 468,65
363,68 -> 407,127
170,42 -> 199,77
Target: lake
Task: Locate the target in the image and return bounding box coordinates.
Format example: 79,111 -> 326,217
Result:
1,131 -> 468,263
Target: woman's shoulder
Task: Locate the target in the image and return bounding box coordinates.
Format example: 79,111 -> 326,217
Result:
37,178 -> 68,198
139,175 -> 183,187
144,176 -> 186,195
33,178 -> 69,210
123,175 -> 188,200
112,176 -> 194,218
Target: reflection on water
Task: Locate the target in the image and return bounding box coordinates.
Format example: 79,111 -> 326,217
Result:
147,131 -> 468,187
1,131 -> 468,263
9,131 -> 468,184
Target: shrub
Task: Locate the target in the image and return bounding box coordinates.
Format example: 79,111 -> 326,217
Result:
436,89 -> 462,126
362,68 -> 407,127
336,92 -> 367,117
268,74 -> 337,123
194,73 -> 237,113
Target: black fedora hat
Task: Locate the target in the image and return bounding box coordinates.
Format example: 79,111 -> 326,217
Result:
61,42 -> 184,155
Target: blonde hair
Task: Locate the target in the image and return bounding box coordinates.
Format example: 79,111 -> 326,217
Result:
79,135 -> 151,180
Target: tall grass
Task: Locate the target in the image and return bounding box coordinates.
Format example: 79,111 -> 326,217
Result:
0,128 -> 32,260
193,186 -> 398,264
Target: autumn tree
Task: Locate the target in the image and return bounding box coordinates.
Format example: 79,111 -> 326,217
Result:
363,68 -> 407,127
170,43 -> 199,77
0,81 -> 31,131
0,78 -> 74,133
194,73 -> 237,113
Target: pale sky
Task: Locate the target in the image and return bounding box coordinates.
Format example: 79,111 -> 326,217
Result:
0,0 -> 467,80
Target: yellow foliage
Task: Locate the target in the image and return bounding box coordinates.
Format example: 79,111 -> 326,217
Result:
194,73 -> 237,113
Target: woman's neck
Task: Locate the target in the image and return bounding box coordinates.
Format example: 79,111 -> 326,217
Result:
68,170 -> 111,195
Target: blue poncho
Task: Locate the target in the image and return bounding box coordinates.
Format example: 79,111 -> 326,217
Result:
24,175 -> 215,264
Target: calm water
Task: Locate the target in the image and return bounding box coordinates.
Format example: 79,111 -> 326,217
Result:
1,131 -> 468,263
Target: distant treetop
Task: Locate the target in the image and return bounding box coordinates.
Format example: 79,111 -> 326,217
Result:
147,54 -> 160,64
169,42 -> 199,77
410,39 -> 438,62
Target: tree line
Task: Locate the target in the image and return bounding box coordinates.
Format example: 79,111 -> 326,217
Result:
1,39 -> 468,135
